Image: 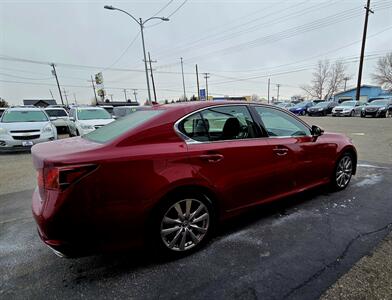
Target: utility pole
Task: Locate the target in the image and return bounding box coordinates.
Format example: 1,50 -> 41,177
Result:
50,63 -> 64,106
356,0 -> 373,101
344,77 -> 350,91
73,93 -> 78,105
196,64 -> 200,100
203,73 -> 210,100
123,89 -> 128,101
62,89 -> 69,106
267,78 -> 271,104
132,89 -> 138,103
90,75 -> 98,105
148,52 -> 157,103
180,57 -> 187,101
276,84 -> 281,101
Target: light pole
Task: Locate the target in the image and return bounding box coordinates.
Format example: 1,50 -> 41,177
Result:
104,5 -> 169,105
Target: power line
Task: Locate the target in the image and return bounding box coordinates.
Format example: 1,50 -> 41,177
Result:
147,0 -> 189,28
152,0 -> 175,17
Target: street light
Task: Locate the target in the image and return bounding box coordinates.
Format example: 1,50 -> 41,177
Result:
104,5 -> 169,105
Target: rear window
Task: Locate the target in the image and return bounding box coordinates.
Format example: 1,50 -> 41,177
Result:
1,110 -> 48,122
45,109 -> 68,117
83,110 -> 163,143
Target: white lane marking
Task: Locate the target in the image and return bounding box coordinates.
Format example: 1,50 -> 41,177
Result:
352,132 -> 365,136
357,164 -> 389,169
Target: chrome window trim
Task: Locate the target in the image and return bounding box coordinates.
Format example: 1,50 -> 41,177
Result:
173,103 -> 313,145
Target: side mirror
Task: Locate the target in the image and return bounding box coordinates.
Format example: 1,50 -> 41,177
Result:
311,125 -> 324,137
69,117 -> 75,121
113,116 -> 118,120
49,117 -> 56,121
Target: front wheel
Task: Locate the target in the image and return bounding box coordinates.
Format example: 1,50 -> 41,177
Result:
152,193 -> 214,257
385,110 -> 390,118
350,110 -> 355,117
331,153 -> 354,191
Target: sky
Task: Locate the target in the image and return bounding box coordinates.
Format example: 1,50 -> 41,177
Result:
0,0 -> 391,105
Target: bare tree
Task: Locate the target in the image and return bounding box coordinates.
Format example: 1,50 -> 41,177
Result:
301,60 -> 348,100
251,94 -> 260,102
0,98 -> 9,107
372,52 -> 392,91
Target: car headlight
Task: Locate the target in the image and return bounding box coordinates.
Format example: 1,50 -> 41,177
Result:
81,124 -> 94,130
0,127 -> 8,135
318,108 -> 323,111
43,124 -> 53,133
378,107 -> 386,110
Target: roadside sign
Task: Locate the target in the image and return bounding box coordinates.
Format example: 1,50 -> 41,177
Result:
200,89 -> 206,100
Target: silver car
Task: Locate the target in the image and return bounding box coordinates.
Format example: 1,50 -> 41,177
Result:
0,107 -> 57,152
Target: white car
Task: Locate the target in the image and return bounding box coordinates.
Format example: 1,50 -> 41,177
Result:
0,107 -> 57,152
44,107 -> 72,134
332,101 -> 360,117
68,106 -> 115,136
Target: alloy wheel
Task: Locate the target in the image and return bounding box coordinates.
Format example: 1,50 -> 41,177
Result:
336,156 -> 353,188
160,199 -> 210,252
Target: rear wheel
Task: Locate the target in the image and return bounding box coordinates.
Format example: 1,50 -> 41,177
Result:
332,153 -> 354,190
152,192 -> 215,257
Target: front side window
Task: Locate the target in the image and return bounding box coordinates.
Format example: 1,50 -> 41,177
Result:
77,108 -> 112,120
254,106 -> 311,137
1,110 -> 48,123
178,105 -> 258,142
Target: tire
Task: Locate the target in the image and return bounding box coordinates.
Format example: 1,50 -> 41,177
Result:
350,110 -> 354,117
151,192 -> 215,257
76,129 -> 80,136
385,110 -> 390,118
331,153 -> 354,191
301,111 -> 306,116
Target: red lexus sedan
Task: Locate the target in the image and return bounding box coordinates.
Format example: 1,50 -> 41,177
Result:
32,101 -> 357,257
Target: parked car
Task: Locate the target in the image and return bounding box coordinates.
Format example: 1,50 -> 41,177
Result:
0,106 -> 57,152
68,106 -> 115,136
112,106 -> 148,119
332,101 -> 360,117
276,102 -> 294,110
100,105 -> 114,115
307,101 -> 337,116
44,107 -> 72,134
32,101 -> 357,258
361,99 -> 392,118
289,101 -> 315,115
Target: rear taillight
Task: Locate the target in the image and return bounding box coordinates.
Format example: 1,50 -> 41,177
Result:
37,165 -> 96,201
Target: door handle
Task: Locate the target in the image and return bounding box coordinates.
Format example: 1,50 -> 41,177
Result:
273,147 -> 289,156
199,154 -> 224,163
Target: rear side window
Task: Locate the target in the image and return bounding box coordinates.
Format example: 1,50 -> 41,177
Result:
83,110 -> 163,143
178,105 -> 258,142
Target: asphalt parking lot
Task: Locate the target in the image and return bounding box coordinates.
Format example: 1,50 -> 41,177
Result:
1,116 -> 391,299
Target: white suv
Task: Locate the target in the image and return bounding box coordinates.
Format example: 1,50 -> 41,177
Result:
44,107 -> 72,134
0,107 -> 57,152
68,106 -> 115,136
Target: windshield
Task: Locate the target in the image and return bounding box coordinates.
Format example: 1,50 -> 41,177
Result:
77,108 -> 111,120
84,110 -> 163,143
370,100 -> 389,107
45,109 -> 68,117
340,101 -> 356,107
1,110 -> 48,123
314,102 -> 328,108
